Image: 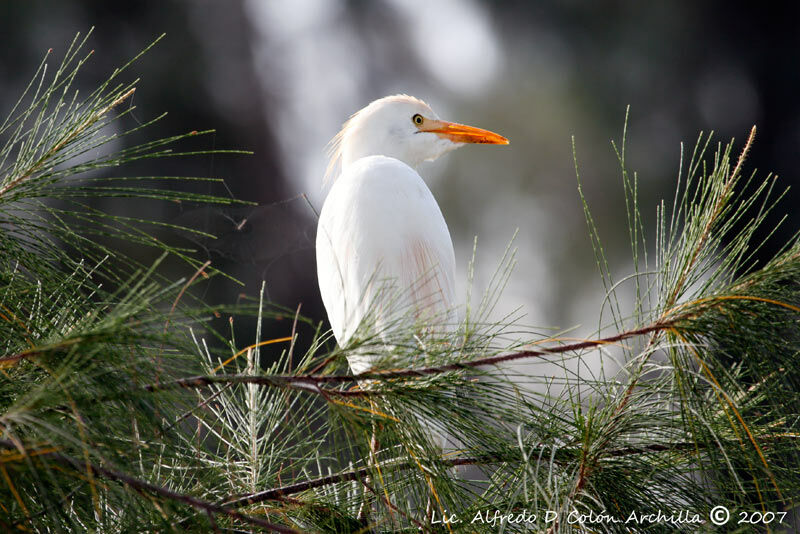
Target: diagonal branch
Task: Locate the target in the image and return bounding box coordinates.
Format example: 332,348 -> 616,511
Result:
0,439 -> 299,533
224,456 -> 496,508
226,434 -> 800,509
145,320 -> 677,395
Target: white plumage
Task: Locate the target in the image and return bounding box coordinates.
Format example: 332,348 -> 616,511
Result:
316,95 -> 507,374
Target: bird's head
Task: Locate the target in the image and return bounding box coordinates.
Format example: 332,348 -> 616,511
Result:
327,94 -> 508,180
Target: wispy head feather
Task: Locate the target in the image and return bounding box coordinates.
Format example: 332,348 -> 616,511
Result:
324,94 -> 430,184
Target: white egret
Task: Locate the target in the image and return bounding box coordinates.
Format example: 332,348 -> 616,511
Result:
316,94 -> 508,373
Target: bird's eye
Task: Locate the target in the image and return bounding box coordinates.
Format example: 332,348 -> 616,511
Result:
412,113 -> 424,125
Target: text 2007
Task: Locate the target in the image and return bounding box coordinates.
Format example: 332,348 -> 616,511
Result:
738,511 -> 786,525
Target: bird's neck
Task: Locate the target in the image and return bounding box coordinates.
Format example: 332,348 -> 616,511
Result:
341,132 -> 421,172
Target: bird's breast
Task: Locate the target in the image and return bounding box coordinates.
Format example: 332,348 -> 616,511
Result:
316,155 -> 457,348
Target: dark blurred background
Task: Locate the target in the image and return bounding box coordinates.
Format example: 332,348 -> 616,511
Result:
2,0 -> 798,353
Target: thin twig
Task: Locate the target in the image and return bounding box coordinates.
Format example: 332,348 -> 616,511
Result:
162,382 -> 233,433
144,374 -> 367,396
165,260 -> 212,332
287,303 -> 301,372
362,478 -> 427,531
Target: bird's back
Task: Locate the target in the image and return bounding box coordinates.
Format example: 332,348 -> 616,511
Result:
316,155 -> 456,373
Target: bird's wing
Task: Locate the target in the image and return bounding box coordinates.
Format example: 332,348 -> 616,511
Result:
395,235 -> 456,332
316,156 -> 456,358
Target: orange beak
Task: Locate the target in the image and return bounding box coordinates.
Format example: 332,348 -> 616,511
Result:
420,119 -> 509,145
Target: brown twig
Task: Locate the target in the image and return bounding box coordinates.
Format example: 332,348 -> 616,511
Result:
162,382 -> 234,433
226,433 -> 800,509
145,320 -> 676,396
0,336 -> 98,366
165,260 -> 211,332
224,456 -> 494,508
287,303 -> 301,372
0,439 -> 299,533
144,374 -> 368,397
361,478 -> 427,532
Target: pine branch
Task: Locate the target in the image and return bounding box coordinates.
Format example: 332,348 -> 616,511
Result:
227,434 -> 800,508
225,457 -> 500,508
145,319 -> 677,394
663,126 -> 757,311
0,439 -> 299,533
5,31 -> 800,532
0,88 -> 135,199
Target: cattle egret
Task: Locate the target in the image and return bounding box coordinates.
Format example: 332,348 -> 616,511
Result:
316,94 -> 508,374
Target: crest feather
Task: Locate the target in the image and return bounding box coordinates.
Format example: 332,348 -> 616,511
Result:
324,94 -> 429,183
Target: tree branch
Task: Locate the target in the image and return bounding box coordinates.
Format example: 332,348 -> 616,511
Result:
146,320 -> 676,395
0,439 -> 299,533
224,456 -> 495,508
226,433 -> 800,509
